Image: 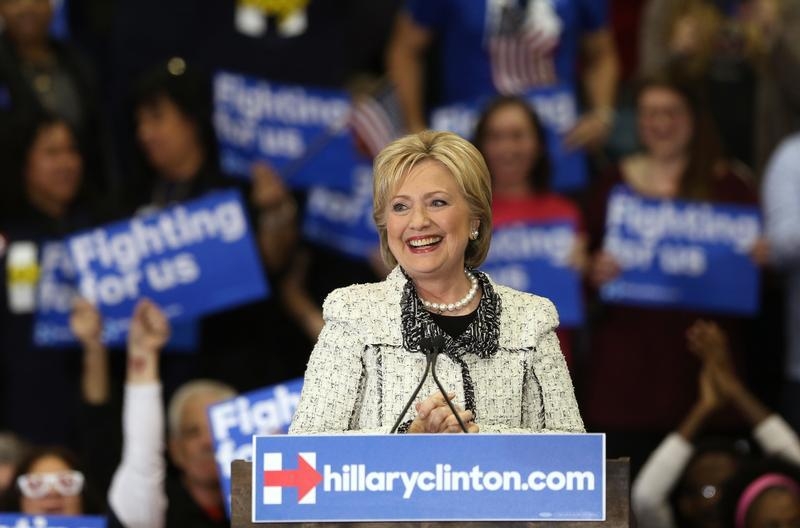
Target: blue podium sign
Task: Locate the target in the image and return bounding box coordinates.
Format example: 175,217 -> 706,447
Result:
209,378 -> 304,518
252,434 -> 605,523
482,221 -> 584,327
600,185 -> 761,315
0,515 -> 105,528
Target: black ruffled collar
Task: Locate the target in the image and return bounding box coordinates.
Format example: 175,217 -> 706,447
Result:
400,268 -> 501,359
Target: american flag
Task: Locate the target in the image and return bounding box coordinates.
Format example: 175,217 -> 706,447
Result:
487,0 -> 562,94
349,82 -> 405,159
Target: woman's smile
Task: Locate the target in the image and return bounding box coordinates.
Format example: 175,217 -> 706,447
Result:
406,235 -> 444,252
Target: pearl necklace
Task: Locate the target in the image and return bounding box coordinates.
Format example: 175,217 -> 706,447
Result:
420,271 -> 479,313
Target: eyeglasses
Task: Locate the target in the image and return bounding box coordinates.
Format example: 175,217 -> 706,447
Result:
17,470 -> 84,499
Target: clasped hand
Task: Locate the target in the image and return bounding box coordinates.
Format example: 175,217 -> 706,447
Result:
408,392 -> 479,433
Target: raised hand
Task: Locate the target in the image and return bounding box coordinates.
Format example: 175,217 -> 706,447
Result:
568,234 -> 590,273
589,250 -> 621,287
70,297 -> 103,347
563,111 -> 612,151
127,298 -> 170,384
697,366 -> 726,413
749,236 -> 770,267
251,162 -> 289,209
686,319 -> 730,367
684,319 -> 770,427
128,298 -> 170,352
71,297 -> 109,404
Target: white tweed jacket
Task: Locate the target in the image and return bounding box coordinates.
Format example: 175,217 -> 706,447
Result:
289,266 -> 584,434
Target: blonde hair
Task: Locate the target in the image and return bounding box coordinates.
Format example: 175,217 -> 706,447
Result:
372,130 -> 492,268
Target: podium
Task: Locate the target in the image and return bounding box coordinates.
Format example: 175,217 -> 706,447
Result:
231,458 -> 630,527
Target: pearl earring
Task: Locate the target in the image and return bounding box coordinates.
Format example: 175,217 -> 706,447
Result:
469,229 -> 479,240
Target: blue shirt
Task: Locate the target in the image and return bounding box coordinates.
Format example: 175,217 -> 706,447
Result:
406,0 -> 608,104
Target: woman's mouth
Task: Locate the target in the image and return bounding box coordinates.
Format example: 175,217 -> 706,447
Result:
407,236 -> 442,252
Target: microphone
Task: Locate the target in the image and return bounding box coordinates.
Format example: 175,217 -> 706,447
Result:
428,335 -> 469,433
390,336 -> 435,433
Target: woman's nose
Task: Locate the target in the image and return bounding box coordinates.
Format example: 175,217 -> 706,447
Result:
409,204 -> 430,229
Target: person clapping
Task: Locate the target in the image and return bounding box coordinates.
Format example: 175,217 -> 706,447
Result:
632,320 -> 800,528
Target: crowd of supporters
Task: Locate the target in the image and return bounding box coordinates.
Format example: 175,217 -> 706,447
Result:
1,1 -> 799,526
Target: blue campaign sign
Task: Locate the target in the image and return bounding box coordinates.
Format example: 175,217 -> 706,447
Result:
214,71 -> 362,191
482,222 -> 584,327
600,185 -> 761,315
209,378 -> 304,518
49,0 -> 70,40
65,189 -> 269,327
430,83 -> 588,192
0,515 -> 105,528
252,434 -> 605,523
302,163 -> 379,261
32,242 -> 199,351
33,241 -> 81,347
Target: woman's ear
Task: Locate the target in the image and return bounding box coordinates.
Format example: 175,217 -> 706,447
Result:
469,220 -> 481,241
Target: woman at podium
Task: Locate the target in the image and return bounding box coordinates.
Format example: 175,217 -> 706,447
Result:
290,131 -> 584,435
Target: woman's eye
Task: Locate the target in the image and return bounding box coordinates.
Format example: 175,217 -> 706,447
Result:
431,199 -> 447,207
392,202 -> 407,212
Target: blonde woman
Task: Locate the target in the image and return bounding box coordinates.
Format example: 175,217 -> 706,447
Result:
290,131 -> 583,435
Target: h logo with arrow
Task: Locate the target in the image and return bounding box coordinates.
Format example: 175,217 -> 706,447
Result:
262,452 -> 323,505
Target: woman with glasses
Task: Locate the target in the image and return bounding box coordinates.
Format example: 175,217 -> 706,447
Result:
0,446 -> 102,515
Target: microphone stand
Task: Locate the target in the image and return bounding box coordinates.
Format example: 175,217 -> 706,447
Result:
428,335 -> 469,433
390,337 -> 434,433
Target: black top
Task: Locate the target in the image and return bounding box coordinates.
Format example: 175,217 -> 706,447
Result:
165,475 -> 228,528
0,35 -> 108,196
0,202 -> 97,448
429,309 -> 479,339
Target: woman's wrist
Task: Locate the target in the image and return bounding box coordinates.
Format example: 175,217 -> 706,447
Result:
81,338 -> 106,356
589,105 -> 616,129
126,347 -> 159,384
678,402 -> 715,440
258,199 -> 298,230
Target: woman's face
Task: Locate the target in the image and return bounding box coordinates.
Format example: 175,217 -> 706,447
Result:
385,160 -> 477,282
481,104 -> 541,193
169,392 -> 221,488
136,95 -> 201,179
18,455 -> 83,515
0,0 -> 52,45
638,86 -> 694,160
748,488 -> 800,528
25,122 -> 83,210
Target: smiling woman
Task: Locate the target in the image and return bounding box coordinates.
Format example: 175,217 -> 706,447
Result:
0,446 -> 102,515
290,130 -> 584,436
384,160 -> 481,309
582,73 -> 762,464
